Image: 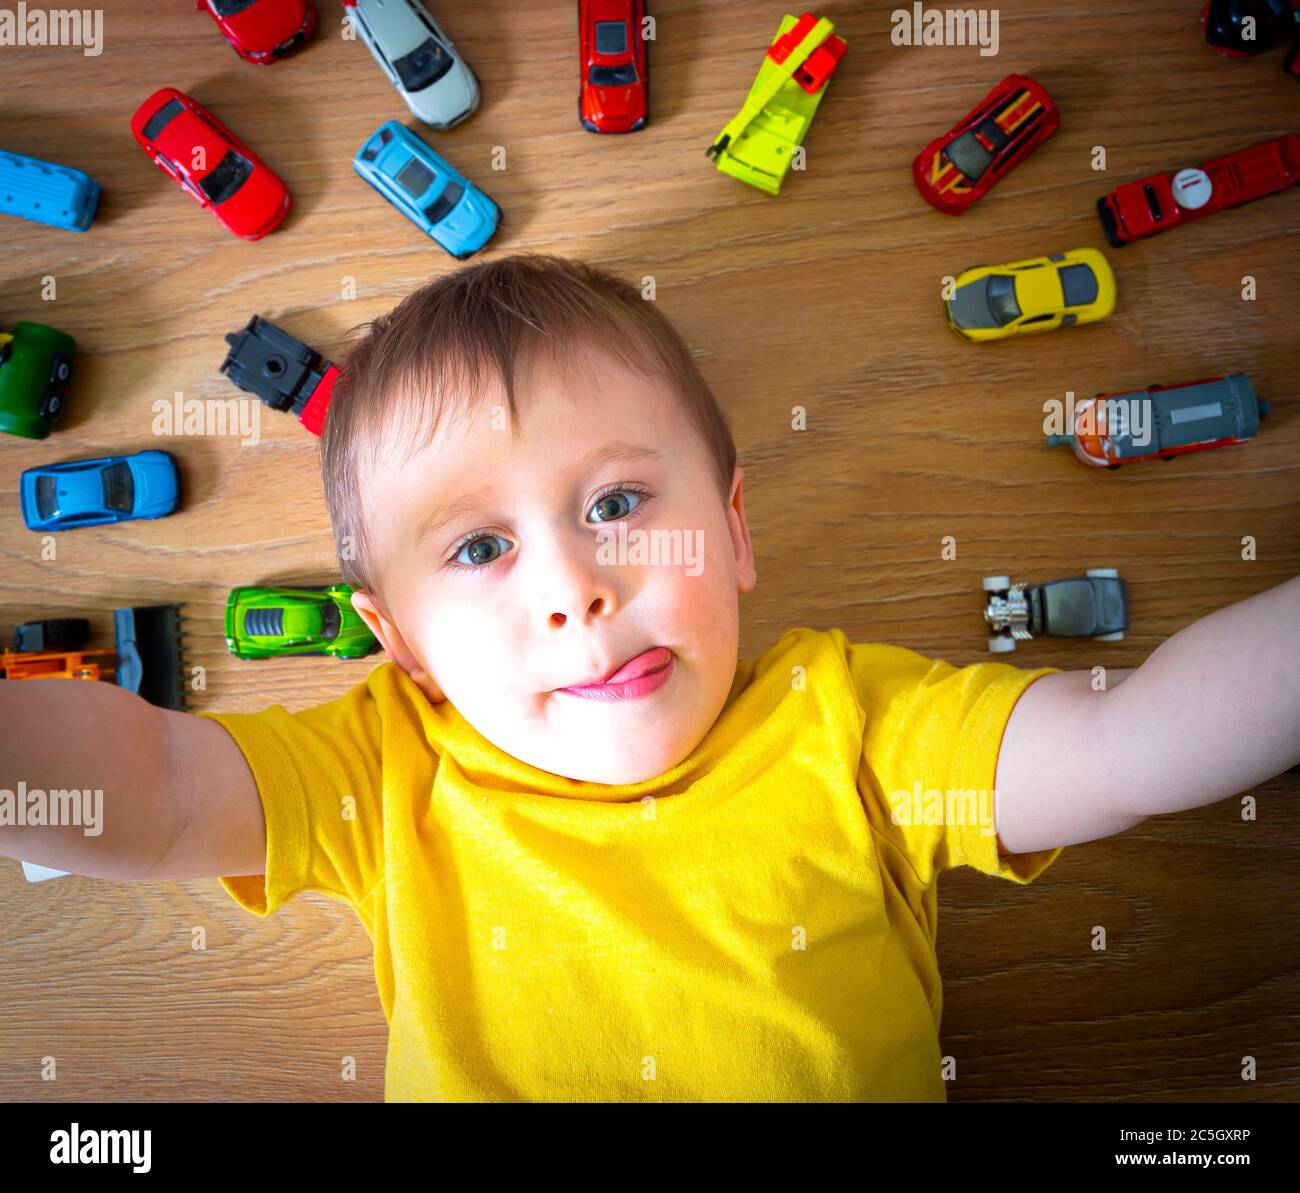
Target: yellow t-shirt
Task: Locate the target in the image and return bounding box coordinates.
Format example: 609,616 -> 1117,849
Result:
199,625 -> 1062,1101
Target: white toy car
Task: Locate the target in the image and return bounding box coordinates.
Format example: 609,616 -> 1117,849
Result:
346,0 -> 479,129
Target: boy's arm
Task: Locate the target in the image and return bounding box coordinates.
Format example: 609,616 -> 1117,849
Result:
0,679 -> 265,881
994,574 -> 1300,855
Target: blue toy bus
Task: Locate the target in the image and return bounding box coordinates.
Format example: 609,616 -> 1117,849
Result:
0,149 -> 100,232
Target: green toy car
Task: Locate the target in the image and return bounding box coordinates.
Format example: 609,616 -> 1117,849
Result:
0,320 -> 76,439
224,584 -> 379,660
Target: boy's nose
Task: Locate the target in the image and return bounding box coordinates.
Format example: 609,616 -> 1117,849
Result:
537,536 -> 620,630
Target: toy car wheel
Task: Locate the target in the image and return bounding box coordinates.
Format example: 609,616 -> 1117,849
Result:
987,635 -> 1016,653
982,575 -> 1011,592
1085,568 -> 1119,579
1094,630 -> 1125,641
44,393 -> 62,417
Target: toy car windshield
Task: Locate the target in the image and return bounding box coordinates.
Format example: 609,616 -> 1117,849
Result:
424,180 -> 463,224
944,129 -> 996,182
102,463 -> 134,512
987,275 -> 1020,325
34,476 -> 58,520
199,151 -> 253,205
590,63 -> 638,86
394,37 -> 454,92
212,0 -> 259,15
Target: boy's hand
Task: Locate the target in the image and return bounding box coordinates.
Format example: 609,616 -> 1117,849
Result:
0,680 -> 265,882
993,574 -> 1300,855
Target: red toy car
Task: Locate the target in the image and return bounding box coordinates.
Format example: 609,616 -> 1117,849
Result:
912,74 -> 1059,214
196,0 -> 317,64
579,0 -> 648,133
131,87 -> 291,240
1097,132 -> 1300,246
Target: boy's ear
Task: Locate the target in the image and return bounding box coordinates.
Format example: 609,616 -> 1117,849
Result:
727,465 -> 757,595
351,589 -> 446,704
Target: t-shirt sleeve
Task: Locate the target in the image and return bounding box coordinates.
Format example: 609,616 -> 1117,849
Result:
838,632 -> 1064,887
196,676 -> 385,916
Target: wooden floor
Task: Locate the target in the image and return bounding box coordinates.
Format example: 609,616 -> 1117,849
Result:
2,0 -> 1297,1102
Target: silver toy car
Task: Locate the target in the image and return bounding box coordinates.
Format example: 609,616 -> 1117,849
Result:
347,0 -> 479,129
982,569 -> 1128,652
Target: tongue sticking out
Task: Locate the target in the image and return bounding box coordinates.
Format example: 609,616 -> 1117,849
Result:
602,646 -> 672,685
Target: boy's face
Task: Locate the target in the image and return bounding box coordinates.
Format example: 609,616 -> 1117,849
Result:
351,346 -> 756,785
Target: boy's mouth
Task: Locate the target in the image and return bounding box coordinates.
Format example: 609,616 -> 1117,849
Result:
555,646 -> 674,702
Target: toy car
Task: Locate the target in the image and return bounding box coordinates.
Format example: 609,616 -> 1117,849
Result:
19,450 -> 180,532
219,314 -> 337,435
1202,0 -> 1299,60
913,74 -> 1059,215
982,570 -> 1128,653
225,584 -> 379,659
131,86 -> 291,240
0,321 -> 75,440
705,12 -> 846,196
354,120 -> 499,258
196,0 -> 317,63
0,149 -> 100,232
1097,132 -> 1300,247
345,0 -> 479,129
1046,373 -> 1269,468
579,0 -> 649,133
946,248 -> 1116,342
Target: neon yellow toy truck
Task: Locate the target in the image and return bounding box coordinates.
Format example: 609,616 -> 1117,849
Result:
705,12 -> 846,196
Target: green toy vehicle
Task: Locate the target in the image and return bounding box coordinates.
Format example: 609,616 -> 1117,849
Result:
224,584 -> 379,660
705,12 -> 846,196
0,320 -> 76,439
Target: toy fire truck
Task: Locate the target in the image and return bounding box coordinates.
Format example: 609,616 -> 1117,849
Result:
219,314 -> 338,436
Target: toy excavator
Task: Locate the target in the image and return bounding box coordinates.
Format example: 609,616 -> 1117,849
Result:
2,606 -> 187,709
706,12 -> 846,196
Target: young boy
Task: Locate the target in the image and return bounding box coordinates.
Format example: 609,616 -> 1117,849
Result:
3,254 -> 1298,1101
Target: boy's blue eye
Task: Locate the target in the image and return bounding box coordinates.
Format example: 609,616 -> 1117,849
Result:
588,490 -> 642,523
448,488 -> 648,569
455,534 -> 511,567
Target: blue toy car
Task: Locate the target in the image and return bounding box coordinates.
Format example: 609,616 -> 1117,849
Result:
0,149 -> 100,232
20,450 -> 180,532
353,120 -> 498,259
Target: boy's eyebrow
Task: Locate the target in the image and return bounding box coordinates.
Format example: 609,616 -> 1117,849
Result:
413,441 -> 664,544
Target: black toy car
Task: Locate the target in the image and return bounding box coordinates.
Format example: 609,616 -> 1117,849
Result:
982,569 -> 1128,652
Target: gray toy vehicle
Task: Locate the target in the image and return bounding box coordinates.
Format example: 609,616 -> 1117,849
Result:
982,569 -> 1128,652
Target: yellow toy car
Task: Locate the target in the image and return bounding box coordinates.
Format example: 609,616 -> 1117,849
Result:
945,248 -> 1117,342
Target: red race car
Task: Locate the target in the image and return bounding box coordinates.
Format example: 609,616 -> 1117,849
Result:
912,74 -> 1059,214
196,0 -> 317,64
131,87 -> 291,240
579,0 -> 648,133
1097,132 -> 1300,246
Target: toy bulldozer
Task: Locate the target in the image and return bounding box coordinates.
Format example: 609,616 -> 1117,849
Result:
3,606 -> 188,884
705,12 -> 846,195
